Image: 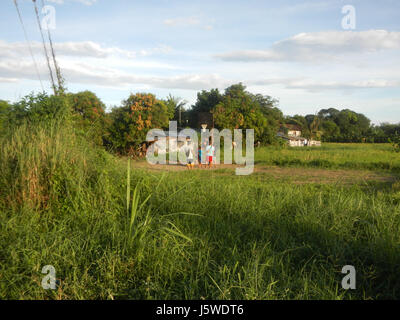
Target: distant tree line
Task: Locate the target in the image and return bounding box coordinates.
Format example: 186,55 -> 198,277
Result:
1,83 -> 399,155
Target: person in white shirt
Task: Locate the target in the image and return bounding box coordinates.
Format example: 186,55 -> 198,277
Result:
184,137 -> 195,169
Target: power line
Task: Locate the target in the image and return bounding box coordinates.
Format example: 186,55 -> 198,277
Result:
32,0 -> 57,95
40,0 -> 64,93
13,0 -> 45,92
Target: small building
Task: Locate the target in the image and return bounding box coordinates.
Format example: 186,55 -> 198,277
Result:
309,140 -> 321,147
285,124 -> 302,137
146,132 -> 191,155
288,135 -> 306,147
277,132 -> 321,147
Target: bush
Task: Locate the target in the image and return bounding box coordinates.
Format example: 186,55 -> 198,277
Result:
389,134 -> 400,153
0,119 -> 120,212
5,93 -> 71,130
106,93 -> 170,155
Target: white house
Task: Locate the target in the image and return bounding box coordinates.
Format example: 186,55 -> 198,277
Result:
277,129 -> 321,147
286,124 -> 302,137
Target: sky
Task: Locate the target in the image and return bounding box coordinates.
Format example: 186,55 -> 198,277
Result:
1,0 -> 400,124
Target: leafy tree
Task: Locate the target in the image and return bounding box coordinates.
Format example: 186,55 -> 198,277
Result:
67,91 -> 107,146
321,120 -> 340,141
188,88 -> 222,127
251,93 -> 283,144
316,108 -> 371,142
285,115 -> 311,138
106,93 -> 170,155
377,123 -> 400,142
305,114 -> 323,140
213,83 -> 278,144
6,92 -> 70,128
0,100 -> 11,136
318,108 -> 340,120
252,94 -> 283,123
165,94 -> 188,127
389,133 -> 400,152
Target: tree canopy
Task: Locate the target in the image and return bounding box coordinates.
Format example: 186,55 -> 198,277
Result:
1,85 -> 398,155
106,93 -> 170,154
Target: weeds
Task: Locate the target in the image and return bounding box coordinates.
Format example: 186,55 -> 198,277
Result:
1,122 -> 400,299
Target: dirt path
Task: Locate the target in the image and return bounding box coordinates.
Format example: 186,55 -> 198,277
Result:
131,160 -> 397,185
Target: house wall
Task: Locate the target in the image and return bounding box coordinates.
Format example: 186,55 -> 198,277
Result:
309,140 -> 322,147
289,140 -> 304,147
288,130 -> 301,137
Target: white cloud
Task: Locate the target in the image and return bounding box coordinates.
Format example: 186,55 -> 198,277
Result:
45,0 -> 97,5
0,40 -> 191,89
216,30 -> 400,62
248,78 -> 400,92
54,62 -> 231,90
164,17 -> 201,27
163,17 -> 214,30
45,0 -> 64,4
1,34 -> 399,99
0,77 -> 18,83
0,40 -> 171,60
3,52 -> 398,93
0,56 -> 229,91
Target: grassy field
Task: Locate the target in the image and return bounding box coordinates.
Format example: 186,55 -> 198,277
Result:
1,123 -> 400,299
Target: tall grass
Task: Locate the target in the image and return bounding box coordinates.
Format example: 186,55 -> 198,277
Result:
255,143 -> 400,172
1,121 -> 400,299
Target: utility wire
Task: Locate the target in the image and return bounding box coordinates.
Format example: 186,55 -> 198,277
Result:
40,0 -> 64,93
32,0 -> 57,95
13,0 -> 45,92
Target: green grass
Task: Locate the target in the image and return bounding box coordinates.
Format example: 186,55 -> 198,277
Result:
1,123 -> 400,299
255,143 -> 400,172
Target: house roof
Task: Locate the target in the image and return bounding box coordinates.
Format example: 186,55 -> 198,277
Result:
284,124 -> 302,131
277,132 -> 305,141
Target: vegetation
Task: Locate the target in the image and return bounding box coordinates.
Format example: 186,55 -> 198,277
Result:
106,93 -> 170,155
389,134 -> 400,153
67,91 -> 108,147
254,143 -> 400,172
0,89 -> 400,300
164,94 -> 188,127
213,83 -> 283,145
0,99 -> 11,136
1,117 -> 400,299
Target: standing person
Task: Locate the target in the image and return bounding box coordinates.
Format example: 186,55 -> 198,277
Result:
198,142 -> 203,168
206,139 -> 215,168
198,140 -> 207,168
184,137 -> 195,169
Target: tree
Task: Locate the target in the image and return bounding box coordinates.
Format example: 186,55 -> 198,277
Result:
212,83 -> 280,144
106,93 -> 170,155
305,114 -> 323,140
188,88 -> 222,127
321,120 -> 340,141
389,133 -> 400,152
285,115 -> 311,138
67,91 -> 107,146
165,94 -> 188,127
0,100 -> 11,136
6,92 -> 70,128
316,108 -> 371,142
213,83 -> 257,128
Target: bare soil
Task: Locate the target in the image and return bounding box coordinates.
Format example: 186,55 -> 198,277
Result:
131,160 -> 397,185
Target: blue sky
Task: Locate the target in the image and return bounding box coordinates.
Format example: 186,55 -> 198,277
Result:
1,0 -> 400,123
